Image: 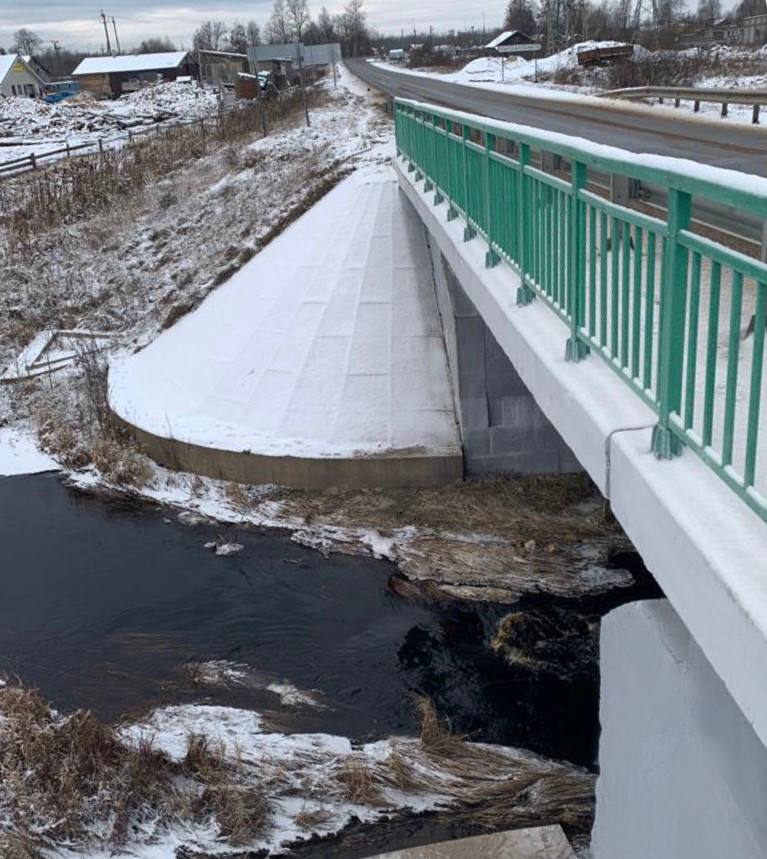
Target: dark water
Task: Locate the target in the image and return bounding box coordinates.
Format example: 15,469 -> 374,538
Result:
0,472 -> 632,767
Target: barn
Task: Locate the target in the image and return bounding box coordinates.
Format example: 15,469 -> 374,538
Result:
72,52 -> 198,98
0,54 -> 46,98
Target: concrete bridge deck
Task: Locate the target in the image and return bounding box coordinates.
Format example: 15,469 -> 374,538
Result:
109,166 -> 462,488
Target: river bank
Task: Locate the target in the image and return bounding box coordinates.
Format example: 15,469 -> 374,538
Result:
0,469 -> 656,856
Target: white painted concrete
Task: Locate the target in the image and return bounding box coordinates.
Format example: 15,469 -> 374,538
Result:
110,166 -> 461,462
610,428 -> 767,750
395,156 -> 655,495
594,599 -> 767,859
396,156 -> 767,753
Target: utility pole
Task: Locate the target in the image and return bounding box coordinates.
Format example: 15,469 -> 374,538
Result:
111,17 -> 121,54
100,9 -> 112,55
51,39 -> 62,78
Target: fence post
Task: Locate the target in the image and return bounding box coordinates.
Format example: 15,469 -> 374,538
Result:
483,132 -> 500,267
461,124 -> 476,242
98,138 -> 104,157
652,187 -> 691,458
566,161 -> 590,362
516,143 -> 535,306
30,152 -> 36,171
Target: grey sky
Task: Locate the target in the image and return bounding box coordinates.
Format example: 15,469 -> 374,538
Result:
0,1 -> 508,51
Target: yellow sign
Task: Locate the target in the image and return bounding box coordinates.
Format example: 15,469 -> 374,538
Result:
11,60 -> 27,74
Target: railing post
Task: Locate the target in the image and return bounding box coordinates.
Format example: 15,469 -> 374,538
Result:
424,112 -> 435,193
406,106 -> 416,172
484,132 -> 500,268
445,121 -> 457,221
566,161 -> 590,362
462,125 -> 476,242
434,117 -> 445,206
652,187 -> 692,459
414,110 -> 424,182
516,143 -> 535,306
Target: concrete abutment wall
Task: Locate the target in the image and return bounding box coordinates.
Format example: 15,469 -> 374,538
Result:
429,237 -> 582,476
595,599 -> 767,859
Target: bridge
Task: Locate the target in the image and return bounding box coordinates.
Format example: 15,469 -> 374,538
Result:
108,73 -> 767,857
392,97 -> 767,858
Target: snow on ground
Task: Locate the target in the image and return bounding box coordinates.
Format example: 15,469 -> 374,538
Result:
32,698 -> 590,859
0,81 -> 219,165
0,426 -> 58,476
108,165 -> 460,460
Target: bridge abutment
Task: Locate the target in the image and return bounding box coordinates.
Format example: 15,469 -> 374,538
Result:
430,239 -> 582,476
594,599 -> 767,859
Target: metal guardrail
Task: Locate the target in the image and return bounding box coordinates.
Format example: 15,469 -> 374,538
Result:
394,97 -> 767,523
603,85 -> 767,123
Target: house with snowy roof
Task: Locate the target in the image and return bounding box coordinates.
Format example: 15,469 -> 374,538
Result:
0,54 -> 46,98
71,51 -> 198,98
485,30 -> 539,53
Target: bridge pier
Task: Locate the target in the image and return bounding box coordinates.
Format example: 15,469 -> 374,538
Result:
430,239 -> 581,476
594,599 -> 767,859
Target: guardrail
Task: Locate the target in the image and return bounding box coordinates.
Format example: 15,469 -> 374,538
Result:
602,85 -> 767,123
394,97 -> 767,523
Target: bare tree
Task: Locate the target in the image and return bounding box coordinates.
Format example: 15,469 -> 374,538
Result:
697,0 -> 722,19
286,0 -> 312,41
193,20 -> 228,51
138,37 -> 176,53
505,0 -> 537,34
246,20 -> 262,46
316,6 -> 337,41
228,21 -> 248,52
12,28 -> 42,55
266,0 -> 292,43
339,0 -> 368,56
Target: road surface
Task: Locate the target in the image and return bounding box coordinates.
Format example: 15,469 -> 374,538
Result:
347,58 -> 767,178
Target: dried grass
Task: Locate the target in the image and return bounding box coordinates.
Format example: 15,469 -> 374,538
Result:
0,831 -> 46,859
0,90 -> 316,258
335,757 -> 383,805
0,681 -> 595,853
295,805 -> 333,830
197,784 -> 269,845
413,694 -> 466,756
91,437 -> 152,488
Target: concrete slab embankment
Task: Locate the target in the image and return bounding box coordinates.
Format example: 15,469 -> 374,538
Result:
370,825 -> 576,858
109,165 -> 462,489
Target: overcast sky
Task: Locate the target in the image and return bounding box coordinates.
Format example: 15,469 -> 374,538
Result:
0,1 -> 509,52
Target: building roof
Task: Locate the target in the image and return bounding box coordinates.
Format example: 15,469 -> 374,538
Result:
72,51 -> 189,77
0,54 -> 43,87
485,30 -> 534,49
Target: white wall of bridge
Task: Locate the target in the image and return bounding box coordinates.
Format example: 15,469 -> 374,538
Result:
594,599 -> 767,859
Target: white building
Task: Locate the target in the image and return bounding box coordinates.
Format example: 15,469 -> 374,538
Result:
0,54 -> 46,98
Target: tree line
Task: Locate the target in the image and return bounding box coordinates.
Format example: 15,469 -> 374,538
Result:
191,0 -> 370,57
0,0 -> 370,77
503,0 -> 767,51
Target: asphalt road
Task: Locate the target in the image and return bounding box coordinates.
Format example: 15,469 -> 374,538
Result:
347,58 -> 767,178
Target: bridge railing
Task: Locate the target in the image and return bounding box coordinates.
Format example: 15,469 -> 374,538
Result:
394,97 -> 767,524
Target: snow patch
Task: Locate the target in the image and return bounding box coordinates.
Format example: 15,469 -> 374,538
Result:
0,427 -> 58,477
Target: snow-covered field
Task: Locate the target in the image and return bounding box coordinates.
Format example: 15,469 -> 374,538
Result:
0,81 -> 220,166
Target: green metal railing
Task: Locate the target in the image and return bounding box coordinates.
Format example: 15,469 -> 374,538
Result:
395,97 -> 767,523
